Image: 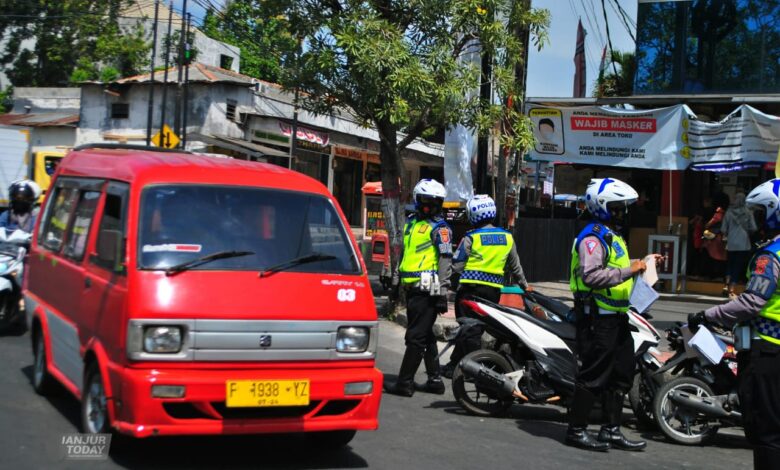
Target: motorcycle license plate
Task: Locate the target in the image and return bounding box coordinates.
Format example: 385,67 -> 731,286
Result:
225,380 -> 310,407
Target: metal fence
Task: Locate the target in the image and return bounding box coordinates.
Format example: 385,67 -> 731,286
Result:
514,217 -> 580,283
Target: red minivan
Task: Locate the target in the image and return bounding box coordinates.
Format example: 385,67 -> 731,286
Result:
24,145 -> 382,447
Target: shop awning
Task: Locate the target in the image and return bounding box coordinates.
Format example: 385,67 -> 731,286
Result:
189,133 -> 290,159
361,181 -> 382,195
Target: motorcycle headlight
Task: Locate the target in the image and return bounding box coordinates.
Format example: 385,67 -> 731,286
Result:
336,327 -> 369,353
143,326 -> 182,353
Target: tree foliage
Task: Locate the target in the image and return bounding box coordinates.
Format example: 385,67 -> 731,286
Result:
201,1 -> 295,82
0,0 -> 150,86
594,50 -> 635,97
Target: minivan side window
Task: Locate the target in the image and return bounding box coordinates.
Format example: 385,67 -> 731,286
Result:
62,190 -> 101,261
91,182 -> 129,273
40,186 -> 80,252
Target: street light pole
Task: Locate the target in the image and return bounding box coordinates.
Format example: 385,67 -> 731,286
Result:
145,1 -> 160,146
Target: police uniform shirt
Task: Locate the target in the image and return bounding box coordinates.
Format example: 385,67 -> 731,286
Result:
452,224 -> 528,289
576,235 -> 635,289
705,234 -> 780,327
400,215 -> 453,292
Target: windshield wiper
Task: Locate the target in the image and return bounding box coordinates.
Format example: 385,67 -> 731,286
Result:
258,253 -> 337,278
165,250 -> 254,276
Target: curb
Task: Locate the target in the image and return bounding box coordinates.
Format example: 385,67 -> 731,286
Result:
532,284 -> 725,307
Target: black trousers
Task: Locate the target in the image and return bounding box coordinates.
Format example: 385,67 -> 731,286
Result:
739,340 -> 780,470
405,291 -> 439,356
448,284 -> 501,366
569,313 -> 635,428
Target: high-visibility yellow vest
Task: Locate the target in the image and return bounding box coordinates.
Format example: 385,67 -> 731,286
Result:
569,223 -> 633,313
460,228 -> 513,288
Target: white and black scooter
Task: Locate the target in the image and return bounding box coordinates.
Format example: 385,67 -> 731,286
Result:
0,228 -> 32,333
449,291 -> 661,417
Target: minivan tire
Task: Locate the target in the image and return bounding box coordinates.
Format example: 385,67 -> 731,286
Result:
32,328 -> 56,395
82,362 -> 111,434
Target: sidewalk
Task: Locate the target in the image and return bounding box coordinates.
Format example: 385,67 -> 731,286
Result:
385,280 -> 726,341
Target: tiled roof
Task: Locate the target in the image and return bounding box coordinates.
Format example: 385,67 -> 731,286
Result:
0,113 -> 79,127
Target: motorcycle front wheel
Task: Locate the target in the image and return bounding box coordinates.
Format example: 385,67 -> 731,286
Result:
628,373 -> 658,430
451,349 -> 514,417
0,290 -> 20,334
653,376 -> 719,445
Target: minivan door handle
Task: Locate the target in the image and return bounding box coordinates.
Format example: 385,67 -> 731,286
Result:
84,277 -> 92,289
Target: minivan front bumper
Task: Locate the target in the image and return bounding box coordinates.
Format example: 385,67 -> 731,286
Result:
112,365 -> 383,438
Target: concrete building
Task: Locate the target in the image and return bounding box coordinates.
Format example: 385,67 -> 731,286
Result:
0,87 -> 80,153
76,62 -> 444,229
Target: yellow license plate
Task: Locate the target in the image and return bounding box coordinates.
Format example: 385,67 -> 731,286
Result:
225,380 -> 310,408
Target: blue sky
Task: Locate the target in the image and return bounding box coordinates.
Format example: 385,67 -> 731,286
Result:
176,0 -> 636,98
526,0 -> 637,97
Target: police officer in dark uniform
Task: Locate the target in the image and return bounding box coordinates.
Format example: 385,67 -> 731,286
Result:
384,179 -> 452,397
441,194 -> 530,378
567,178 -> 658,452
688,179 -> 780,469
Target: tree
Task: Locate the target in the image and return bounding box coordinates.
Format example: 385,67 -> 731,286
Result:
201,1 -> 295,82
0,0 -> 150,86
273,0 -> 549,285
594,51 -> 636,97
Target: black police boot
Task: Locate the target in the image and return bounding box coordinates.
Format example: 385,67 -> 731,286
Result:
598,391 -> 646,451
597,426 -> 646,451
384,348 -> 422,397
415,346 -> 445,394
565,426 -> 610,452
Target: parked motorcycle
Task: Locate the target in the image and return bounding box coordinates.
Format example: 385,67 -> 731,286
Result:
449,292 -> 661,417
652,324 -> 741,445
0,228 -> 32,333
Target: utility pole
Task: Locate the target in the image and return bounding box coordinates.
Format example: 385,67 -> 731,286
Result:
159,1 -> 174,147
476,40 -> 492,195
173,0 -> 188,148
182,13 -> 191,148
145,1 -> 160,146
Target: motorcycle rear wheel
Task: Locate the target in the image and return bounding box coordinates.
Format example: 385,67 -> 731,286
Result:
0,291 -> 20,334
653,376 -> 719,445
452,349 -> 514,417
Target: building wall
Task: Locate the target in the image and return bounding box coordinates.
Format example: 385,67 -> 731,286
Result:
30,127 -> 76,152
77,82 -> 251,146
12,88 -> 81,113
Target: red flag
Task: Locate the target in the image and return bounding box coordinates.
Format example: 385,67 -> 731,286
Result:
573,19 -> 587,98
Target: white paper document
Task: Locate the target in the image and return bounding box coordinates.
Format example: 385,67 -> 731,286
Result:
642,255 -> 658,286
630,275 -> 659,314
688,326 -> 727,365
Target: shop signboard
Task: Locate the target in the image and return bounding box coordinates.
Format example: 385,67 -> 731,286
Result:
278,122 -> 330,146
364,195 -> 386,238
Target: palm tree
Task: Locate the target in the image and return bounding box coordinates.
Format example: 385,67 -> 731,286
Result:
594,50 -> 636,97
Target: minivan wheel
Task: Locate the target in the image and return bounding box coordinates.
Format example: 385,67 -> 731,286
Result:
82,363 -> 110,434
32,328 -> 55,395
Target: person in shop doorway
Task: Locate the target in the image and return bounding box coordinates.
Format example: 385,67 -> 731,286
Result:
722,191 -> 757,299
384,179 -> 452,397
440,194 -> 531,379
688,179 -> 780,470
566,177 -> 662,452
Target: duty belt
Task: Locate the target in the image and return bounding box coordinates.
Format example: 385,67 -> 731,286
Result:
753,316 -> 780,341
400,270 -> 436,279
460,270 -> 504,285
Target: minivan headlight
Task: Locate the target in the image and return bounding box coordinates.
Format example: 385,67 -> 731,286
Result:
336,326 -> 369,353
143,326 -> 182,353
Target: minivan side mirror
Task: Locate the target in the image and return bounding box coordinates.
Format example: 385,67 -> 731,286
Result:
97,229 -> 123,266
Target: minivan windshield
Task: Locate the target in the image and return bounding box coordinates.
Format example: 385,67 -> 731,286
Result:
139,185 -> 360,274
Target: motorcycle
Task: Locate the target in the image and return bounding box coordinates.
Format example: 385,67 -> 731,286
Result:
651,324 -> 741,445
0,228 -> 32,333
448,292 -> 661,417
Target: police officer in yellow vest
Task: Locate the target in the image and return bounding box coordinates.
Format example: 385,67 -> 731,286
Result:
689,179 -> 780,469
567,178 -> 656,452
384,179 -> 452,397
441,194 -> 530,378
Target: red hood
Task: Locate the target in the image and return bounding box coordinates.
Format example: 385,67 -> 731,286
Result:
128,270 -> 377,322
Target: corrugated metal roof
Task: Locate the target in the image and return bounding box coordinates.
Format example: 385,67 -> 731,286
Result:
0,113 -> 79,127
114,62 -> 257,85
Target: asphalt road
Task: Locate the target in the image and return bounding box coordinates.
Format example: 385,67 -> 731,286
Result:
0,297 -> 752,470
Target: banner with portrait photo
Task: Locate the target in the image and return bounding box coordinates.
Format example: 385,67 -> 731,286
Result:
527,105 -> 692,170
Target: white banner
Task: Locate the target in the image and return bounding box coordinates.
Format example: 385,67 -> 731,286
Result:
527,104 -> 692,170
687,105 -> 780,171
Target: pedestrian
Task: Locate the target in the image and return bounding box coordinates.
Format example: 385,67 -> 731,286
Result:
441,194 -> 530,378
566,177 -> 660,452
722,191 -> 757,298
384,179 -> 452,397
688,179 -> 780,470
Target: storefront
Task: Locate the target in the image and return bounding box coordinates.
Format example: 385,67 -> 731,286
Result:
332,145 -> 381,226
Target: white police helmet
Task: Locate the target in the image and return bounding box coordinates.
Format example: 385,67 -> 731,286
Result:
413,179 -> 446,201
584,178 -> 638,223
467,194 -> 497,225
746,179 -> 780,230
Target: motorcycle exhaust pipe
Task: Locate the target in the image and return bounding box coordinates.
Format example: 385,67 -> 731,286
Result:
668,391 -> 741,420
459,358 -> 515,399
